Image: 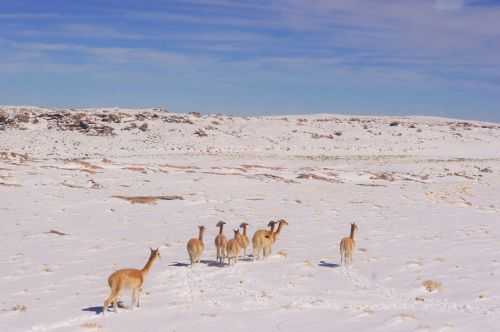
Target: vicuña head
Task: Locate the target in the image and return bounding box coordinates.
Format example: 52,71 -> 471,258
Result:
103,247 -> 160,313
350,223 -> 358,237
269,218 -> 288,243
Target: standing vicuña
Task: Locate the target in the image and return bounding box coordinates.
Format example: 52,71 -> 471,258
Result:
262,218 -> 288,257
187,225 -> 205,266
270,219 -> 288,244
214,221 -> 227,265
103,248 -> 160,313
252,220 -> 276,260
340,223 -> 358,265
226,228 -> 241,265
237,222 -> 249,257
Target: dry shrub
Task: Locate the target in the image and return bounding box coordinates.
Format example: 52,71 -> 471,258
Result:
12,304 -> 27,312
124,166 -> 147,173
357,183 -> 387,187
71,160 -> 103,171
296,173 -> 339,183
194,128 -> 208,137
369,172 -> 395,181
0,151 -> 30,162
422,280 -> 442,292
61,182 -> 85,189
311,132 -> 334,139
398,313 -> 416,320
241,164 -> 285,171
0,182 -> 21,187
161,164 -> 199,170
64,160 -> 103,174
81,322 -> 102,330
47,229 -> 68,236
254,173 -> 297,184
277,250 -> 288,258
15,113 -> 31,123
113,195 -> 184,204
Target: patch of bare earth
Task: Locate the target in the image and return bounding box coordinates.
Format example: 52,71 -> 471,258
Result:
65,160 -> 103,174
0,151 -> 30,164
241,164 -> 285,171
296,173 -> 340,183
0,182 -> 21,187
123,166 -> 147,173
47,229 -> 68,236
369,172 -> 396,181
253,173 -> 297,184
112,195 -> 184,204
160,164 -> 200,173
80,321 -> 102,330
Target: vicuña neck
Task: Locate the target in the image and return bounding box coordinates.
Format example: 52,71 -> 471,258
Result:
141,253 -> 156,274
218,225 -> 223,235
242,226 -> 247,236
198,229 -> 204,241
350,225 -> 356,239
275,222 -> 284,235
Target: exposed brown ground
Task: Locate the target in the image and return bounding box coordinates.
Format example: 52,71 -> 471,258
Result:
112,195 -> 184,204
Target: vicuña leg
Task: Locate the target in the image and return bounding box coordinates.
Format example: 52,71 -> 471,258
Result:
131,289 -> 138,309
104,283 -> 121,313
137,288 -> 142,307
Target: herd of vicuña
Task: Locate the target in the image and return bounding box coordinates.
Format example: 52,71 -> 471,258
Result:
103,220 -> 359,313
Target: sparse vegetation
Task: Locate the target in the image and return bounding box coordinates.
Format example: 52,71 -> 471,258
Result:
112,195 -> 184,204
422,280 -> 442,292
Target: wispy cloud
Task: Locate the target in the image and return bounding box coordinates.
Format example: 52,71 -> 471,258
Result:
434,0 -> 465,11
0,0 -> 499,119
0,13 -> 63,19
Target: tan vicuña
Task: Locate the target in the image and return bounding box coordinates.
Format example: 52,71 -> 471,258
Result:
340,223 -> 358,265
252,220 -> 276,260
214,221 -> 227,265
187,225 -> 205,266
262,219 -> 288,258
237,222 -> 250,257
226,228 -> 241,265
103,248 -> 160,313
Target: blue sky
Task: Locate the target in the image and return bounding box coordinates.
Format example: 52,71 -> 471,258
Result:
1,0 -> 499,121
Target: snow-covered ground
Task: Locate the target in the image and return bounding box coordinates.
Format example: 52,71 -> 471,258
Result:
1,107 -> 499,332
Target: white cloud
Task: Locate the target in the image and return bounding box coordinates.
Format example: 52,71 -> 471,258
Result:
1,0 -> 499,91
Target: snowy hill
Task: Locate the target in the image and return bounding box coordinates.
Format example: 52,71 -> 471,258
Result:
1,107 -> 499,332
